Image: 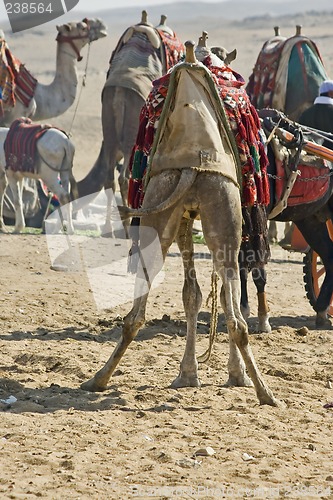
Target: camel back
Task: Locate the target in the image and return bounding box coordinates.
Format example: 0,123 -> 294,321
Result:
104,24 -> 184,101
150,65 -> 238,183
246,34 -> 328,120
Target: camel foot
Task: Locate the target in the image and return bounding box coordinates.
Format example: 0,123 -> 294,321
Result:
80,376 -> 108,392
225,373 -> 254,388
257,316 -> 272,333
171,373 -> 201,388
0,226 -> 9,234
258,392 -> 281,407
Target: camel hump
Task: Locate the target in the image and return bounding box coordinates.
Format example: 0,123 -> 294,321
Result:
155,15 -> 174,36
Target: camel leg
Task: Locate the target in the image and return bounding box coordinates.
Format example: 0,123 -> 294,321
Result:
41,171 -> 73,235
240,265 -> 251,320
200,180 -> 277,405
268,221 -> 278,243
0,170 -> 9,233
81,199 -> 184,392
252,266 -> 271,333
6,173 -> 25,233
172,218 -> 202,388
219,267 -> 277,406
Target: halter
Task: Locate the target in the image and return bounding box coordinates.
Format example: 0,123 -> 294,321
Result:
56,30 -> 89,62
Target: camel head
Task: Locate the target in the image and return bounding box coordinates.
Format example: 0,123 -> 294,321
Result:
56,18 -> 107,61
194,32 -> 237,67
211,46 -> 237,66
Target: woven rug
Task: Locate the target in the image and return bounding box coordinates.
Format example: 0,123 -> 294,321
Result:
4,118 -> 51,173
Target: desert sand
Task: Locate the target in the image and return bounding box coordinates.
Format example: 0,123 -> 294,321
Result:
0,8 -> 333,500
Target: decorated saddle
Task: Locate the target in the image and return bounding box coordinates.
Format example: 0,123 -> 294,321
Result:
128,54 -> 271,270
104,22 -> 184,102
4,118 -> 52,173
0,36 -> 37,117
246,32 -> 327,120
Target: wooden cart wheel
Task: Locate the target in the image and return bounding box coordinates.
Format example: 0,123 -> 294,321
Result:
303,220 -> 333,317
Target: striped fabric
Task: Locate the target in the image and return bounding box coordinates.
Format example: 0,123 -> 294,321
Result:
4,118 -> 51,173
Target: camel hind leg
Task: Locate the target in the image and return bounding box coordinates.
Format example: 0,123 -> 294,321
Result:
172,217 -> 202,388
214,251 -> 278,406
0,169 -> 9,232
81,202 -> 184,392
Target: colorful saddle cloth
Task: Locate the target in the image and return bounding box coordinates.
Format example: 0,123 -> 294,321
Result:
0,37 -> 37,116
246,34 -> 327,120
4,118 -> 52,173
128,55 -> 271,269
104,24 -> 184,101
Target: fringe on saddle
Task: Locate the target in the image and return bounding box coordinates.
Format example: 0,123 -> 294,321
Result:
4,118 -> 52,173
0,37 -> 37,117
127,57 -> 271,273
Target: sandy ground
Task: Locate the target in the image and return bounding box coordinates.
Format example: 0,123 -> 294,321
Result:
1,10 -> 333,500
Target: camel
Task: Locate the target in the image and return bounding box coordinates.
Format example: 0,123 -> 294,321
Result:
81,41 -> 277,407
246,25 -> 329,245
0,18 -> 107,126
0,119 -> 76,234
77,11 -> 184,236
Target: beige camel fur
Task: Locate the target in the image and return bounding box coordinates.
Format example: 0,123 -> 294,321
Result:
0,18 -> 107,126
81,41 -> 277,406
0,126 -> 76,234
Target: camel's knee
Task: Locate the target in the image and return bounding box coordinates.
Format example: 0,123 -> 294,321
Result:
123,310 -> 145,342
227,318 -> 249,348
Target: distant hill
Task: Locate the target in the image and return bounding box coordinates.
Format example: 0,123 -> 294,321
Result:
1,0 -> 333,37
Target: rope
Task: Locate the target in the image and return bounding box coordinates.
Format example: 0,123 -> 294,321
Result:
67,42 -> 91,137
197,268 -> 219,364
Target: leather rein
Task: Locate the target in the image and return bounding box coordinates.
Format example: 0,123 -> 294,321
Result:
56,31 -> 90,62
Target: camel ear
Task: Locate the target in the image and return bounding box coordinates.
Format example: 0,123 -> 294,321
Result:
224,48 -> 237,65
56,23 -> 71,33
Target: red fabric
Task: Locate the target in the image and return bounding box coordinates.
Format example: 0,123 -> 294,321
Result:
157,30 -> 185,71
4,118 -> 52,173
128,59 -> 270,209
275,158 -> 331,206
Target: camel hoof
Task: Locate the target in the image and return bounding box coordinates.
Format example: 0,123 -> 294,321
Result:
80,377 -> 107,392
259,394 -> 282,407
0,226 -> 9,234
257,318 -> 272,333
225,374 -> 254,388
171,374 -> 201,388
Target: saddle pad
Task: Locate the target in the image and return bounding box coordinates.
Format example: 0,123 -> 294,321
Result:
4,118 -> 51,173
275,157 -> 331,206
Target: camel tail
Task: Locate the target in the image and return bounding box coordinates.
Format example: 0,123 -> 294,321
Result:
118,169 -> 198,219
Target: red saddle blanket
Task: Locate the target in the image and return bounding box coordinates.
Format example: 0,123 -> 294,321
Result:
4,118 -> 51,173
275,156 -> 331,206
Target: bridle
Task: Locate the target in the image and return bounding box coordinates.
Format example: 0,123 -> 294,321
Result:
56,25 -> 90,62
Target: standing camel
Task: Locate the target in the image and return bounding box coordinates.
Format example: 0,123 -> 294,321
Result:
0,118 -> 76,234
0,18 -> 106,225
246,25 -> 329,245
81,41 -> 277,407
77,11 -> 184,235
0,18 -> 107,126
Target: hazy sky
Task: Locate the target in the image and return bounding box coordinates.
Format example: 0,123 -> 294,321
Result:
0,0 -> 228,25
